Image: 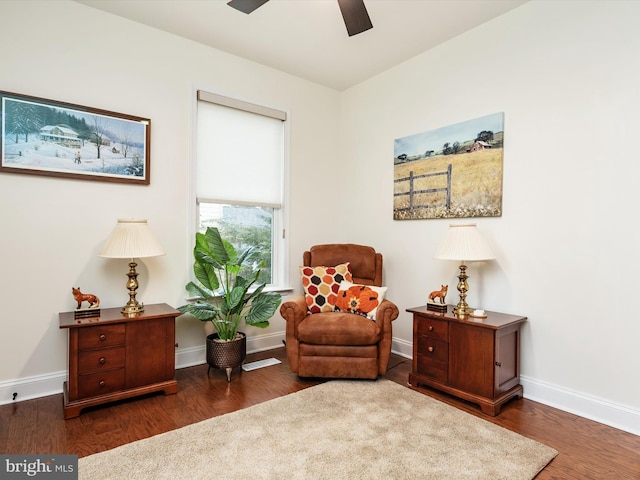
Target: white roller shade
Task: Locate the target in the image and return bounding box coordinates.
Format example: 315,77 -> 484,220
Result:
196,94 -> 284,207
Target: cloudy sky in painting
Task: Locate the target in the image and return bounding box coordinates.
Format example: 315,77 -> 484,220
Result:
394,112 -> 503,157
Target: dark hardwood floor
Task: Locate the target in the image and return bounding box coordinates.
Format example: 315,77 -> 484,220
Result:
1,348 -> 638,478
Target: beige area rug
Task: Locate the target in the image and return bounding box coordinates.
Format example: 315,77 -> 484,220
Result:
79,380 -> 556,479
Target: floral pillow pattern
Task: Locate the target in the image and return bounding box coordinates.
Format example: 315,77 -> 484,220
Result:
300,263 -> 353,313
334,280 -> 388,321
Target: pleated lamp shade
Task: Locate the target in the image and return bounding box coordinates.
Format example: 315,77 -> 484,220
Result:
434,224 -> 494,262
99,219 -> 165,259
434,223 -> 494,317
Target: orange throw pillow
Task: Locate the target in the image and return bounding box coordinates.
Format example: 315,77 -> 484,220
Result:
300,263 -> 353,313
334,280 -> 388,321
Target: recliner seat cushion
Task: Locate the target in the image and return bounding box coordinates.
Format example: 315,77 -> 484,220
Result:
297,312 -> 381,346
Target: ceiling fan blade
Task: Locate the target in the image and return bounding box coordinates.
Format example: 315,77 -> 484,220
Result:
337,0 -> 373,37
227,0 -> 270,15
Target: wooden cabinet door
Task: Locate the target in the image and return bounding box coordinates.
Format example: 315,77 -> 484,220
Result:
125,318 -> 175,388
495,325 -> 520,395
448,323 -> 494,399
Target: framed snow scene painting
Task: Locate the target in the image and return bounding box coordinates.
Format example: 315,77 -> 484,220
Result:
0,91 -> 150,185
393,112 -> 504,220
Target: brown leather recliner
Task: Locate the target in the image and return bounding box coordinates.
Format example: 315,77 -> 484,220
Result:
280,244 -> 399,379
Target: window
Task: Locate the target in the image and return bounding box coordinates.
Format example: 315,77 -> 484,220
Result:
195,91 -> 287,288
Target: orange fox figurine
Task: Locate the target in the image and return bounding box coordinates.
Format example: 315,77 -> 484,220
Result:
428,285 -> 448,304
72,287 -> 100,309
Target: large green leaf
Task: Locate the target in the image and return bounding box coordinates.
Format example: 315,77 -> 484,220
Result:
234,273 -> 257,294
236,269 -> 259,296
222,238 -> 238,266
226,263 -> 242,277
194,232 -> 220,267
194,261 -> 219,291
185,281 -> 213,299
227,285 -> 247,311
204,227 -> 230,264
245,281 -> 265,301
178,301 -> 219,322
245,292 -> 281,328
236,245 -> 255,267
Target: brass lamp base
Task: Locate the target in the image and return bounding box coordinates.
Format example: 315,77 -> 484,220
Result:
122,260 -> 144,315
453,303 -> 473,317
122,302 -> 144,315
453,262 -> 473,317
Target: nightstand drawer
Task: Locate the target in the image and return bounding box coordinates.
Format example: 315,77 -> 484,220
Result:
416,337 -> 448,365
78,324 -> 126,350
78,346 -> 125,374
415,316 -> 448,341
78,369 -> 125,398
416,354 -> 448,383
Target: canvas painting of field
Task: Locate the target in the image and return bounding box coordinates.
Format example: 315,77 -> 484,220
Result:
393,112 -> 504,220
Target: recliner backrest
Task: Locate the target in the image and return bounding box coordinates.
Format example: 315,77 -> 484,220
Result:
303,244 -> 383,287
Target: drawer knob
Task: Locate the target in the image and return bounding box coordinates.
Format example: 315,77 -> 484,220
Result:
428,326 -> 434,331
99,357 -> 106,365
495,361 -> 502,367
428,346 -> 435,352
99,334 -> 106,342
99,380 -> 106,387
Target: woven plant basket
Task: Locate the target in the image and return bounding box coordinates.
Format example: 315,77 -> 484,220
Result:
206,332 -> 246,382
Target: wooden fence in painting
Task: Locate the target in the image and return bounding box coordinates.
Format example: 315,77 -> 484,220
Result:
394,164 -> 452,214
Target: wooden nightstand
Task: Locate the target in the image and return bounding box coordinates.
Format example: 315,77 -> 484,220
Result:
407,305 -> 526,416
59,303 -> 179,419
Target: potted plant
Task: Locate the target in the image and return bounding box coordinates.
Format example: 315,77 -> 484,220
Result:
178,227 -> 281,381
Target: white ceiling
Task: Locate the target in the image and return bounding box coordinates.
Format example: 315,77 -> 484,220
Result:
75,0 -> 528,91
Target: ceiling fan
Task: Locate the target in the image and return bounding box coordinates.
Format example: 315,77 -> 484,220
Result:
227,0 -> 373,37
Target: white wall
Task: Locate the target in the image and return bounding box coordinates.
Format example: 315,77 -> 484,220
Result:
1,0 -> 638,436
338,0 -> 640,434
0,0 -> 340,398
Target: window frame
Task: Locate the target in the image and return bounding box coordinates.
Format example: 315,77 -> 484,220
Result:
190,87 -> 290,293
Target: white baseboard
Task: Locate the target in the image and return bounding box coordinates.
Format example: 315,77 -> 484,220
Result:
391,336 -> 413,359
246,331 -> 287,354
394,340 -> 640,437
0,331 -> 288,406
175,331 -> 286,369
0,371 -> 66,405
175,344 -> 206,369
3,333 -> 638,438
520,375 -> 640,436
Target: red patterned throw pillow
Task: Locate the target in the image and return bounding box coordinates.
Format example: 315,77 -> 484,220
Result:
334,281 -> 388,321
300,263 -> 353,313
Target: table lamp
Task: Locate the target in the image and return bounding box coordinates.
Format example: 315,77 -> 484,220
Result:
99,219 -> 165,314
434,223 -> 495,317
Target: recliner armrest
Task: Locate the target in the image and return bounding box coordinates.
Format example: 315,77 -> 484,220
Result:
376,298 -> 399,326
375,298 -> 399,375
280,295 -> 309,373
280,295 -> 308,327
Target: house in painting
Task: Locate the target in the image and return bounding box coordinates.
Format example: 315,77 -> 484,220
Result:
39,125 -> 82,148
467,140 -> 492,152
